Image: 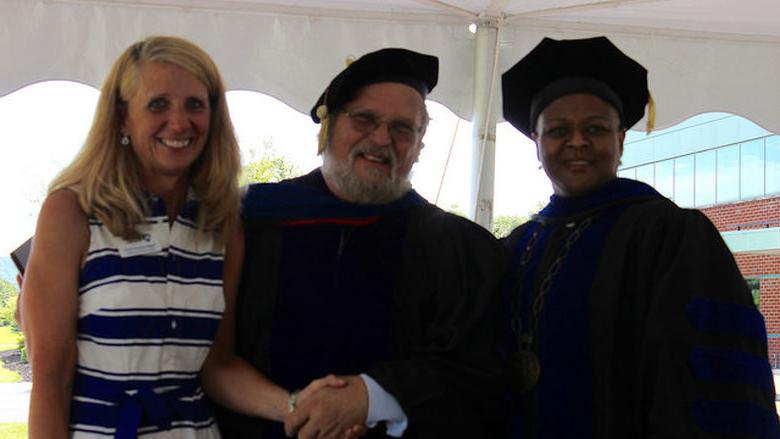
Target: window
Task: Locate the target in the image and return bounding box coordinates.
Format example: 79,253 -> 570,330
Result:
655,160 -> 674,199
740,139 -> 764,199
717,145 -> 739,203
635,164 -> 654,186
766,136 -> 780,195
746,278 -> 760,309
618,168 -> 636,180
674,155 -> 694,207
695,150 -> 716,206
620,115 -> 775,206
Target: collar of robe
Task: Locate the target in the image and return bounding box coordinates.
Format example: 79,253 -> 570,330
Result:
536,178 -> 661,223
241,168 -> 428,222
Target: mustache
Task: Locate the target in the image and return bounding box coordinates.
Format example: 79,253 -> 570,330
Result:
349,144 -> 398,168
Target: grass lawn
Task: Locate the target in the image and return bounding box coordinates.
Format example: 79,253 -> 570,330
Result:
0,326 -> 17,351
0,366 -> 19,383
0,326 -> 28,436
0,325 -> 22,383
0,423 -> 27,438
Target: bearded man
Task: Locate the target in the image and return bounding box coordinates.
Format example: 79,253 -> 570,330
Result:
214,48 -> 510,439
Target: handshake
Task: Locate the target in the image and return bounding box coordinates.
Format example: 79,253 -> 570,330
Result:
283,374 -> 369,439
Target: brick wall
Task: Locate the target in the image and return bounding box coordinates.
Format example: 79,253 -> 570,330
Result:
765,278 -> 780,366
700,196 -> 780,361
700,197 -> 780,231
733,254 -> 780,363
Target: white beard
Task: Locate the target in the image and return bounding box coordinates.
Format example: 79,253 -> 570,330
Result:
321,143 -> 412,204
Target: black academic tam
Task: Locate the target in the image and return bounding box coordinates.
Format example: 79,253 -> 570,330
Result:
310,47 -> 438,123
502,36 -> 648,137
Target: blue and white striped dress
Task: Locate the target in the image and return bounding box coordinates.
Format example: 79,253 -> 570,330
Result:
69,195 -> 224,438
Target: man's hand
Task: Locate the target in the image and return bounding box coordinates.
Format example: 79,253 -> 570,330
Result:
294,374 -> 347,406
285,375 -> 368,439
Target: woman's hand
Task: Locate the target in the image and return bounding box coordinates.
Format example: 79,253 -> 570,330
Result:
293,374 -> 348,407
285,375 -> 369,439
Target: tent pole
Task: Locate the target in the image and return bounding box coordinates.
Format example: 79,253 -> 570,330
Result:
469,16 -> 500,230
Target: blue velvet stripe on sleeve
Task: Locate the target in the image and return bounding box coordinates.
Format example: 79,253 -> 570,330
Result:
689,346 -> 774,390
693,400 -> 780,439
687,297 -> 767,343
689,345 -> 779,437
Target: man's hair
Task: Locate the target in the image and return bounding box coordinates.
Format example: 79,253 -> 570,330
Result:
49,35 -> 241,243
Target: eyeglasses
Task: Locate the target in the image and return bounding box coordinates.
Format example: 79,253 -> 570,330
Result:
341,109 -> 422,143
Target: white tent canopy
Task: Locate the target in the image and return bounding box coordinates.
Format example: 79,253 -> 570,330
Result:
3,0 -> 780,223
5,0 -> 779,131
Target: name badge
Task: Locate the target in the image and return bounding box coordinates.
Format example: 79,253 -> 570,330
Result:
119,233 -> 162,258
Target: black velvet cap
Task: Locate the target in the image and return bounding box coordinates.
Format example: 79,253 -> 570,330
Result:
310,48 -> 438,123
502,36 -> 649,137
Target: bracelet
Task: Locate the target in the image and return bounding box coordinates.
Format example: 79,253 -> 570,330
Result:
288,390 -> 299,413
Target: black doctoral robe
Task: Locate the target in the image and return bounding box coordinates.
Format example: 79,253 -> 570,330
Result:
503,178 -> 779,438
216,169 -> 510,438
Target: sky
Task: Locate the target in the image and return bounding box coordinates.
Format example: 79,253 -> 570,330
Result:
0,81 -> 553,255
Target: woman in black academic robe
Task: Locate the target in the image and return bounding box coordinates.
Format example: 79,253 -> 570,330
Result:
500,36 -> 779,439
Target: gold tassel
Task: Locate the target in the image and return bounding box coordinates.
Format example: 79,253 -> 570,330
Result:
316,56 -> 354,154
316,105 -> 329,155
646,92 -> 656,134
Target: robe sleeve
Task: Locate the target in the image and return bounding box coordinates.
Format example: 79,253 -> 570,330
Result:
592,200 -> 780,438
365,207 -> 512,437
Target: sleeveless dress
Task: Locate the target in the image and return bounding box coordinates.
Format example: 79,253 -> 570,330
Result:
69,194 -> 224,438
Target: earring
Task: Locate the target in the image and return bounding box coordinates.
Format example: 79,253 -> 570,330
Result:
120,135 -> 130,146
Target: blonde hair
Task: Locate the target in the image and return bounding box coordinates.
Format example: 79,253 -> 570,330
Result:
49,35 -> 241,243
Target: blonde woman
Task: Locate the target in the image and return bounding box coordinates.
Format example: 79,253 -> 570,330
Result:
20,36 -> 342,438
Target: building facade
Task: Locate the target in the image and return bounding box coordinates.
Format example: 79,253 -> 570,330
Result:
619,113 -> 780,362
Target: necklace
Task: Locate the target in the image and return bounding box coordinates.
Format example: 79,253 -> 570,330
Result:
510,216 -> 593,392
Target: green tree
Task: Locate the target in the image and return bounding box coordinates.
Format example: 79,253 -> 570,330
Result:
239,155 -> 299,185
239,136 -> 300,185
0,279 -> 20,330
444,204 -> 535,238
492,214 -> 528,238
491,202 -> 546,238
446,204 -> 467,218
0,278 -> 16,306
